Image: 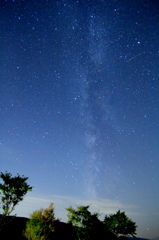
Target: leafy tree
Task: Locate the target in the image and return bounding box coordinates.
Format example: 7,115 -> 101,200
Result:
103,210 -> 137,237
0,171 -> 32,230
24,203 -> 59,240
66,205 -> 115,240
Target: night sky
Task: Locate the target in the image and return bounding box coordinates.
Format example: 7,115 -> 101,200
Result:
1,0 -> 159,238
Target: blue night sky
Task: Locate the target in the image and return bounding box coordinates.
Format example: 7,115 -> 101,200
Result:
0,0 -> 159,238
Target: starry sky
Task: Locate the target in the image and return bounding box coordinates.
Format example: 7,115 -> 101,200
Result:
0,0 -> 159,238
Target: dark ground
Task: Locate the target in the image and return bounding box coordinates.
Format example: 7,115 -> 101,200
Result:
1,216 -> 143,240
0,216 -> 28,240
0,215 -> 75,240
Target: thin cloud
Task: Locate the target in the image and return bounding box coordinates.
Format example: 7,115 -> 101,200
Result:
13,194 -> 138,221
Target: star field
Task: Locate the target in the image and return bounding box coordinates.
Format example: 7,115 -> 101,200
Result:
0,0 -> 159,238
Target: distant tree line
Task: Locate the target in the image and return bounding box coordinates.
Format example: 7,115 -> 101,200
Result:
24,204 -> 137,240
0,171 -> 137,240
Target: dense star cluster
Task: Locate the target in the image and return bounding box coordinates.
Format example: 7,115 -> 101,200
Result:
0,0 -> 159,238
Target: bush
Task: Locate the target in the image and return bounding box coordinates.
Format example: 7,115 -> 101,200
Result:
24,203 -> 59,240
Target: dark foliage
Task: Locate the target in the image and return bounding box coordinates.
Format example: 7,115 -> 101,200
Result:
104,210 -> 137,237
67,205 -> 116,240
50,221 -> 75,240
0,214 -> 137,240
0,171 -> 33,232
0,172 -> 33,217
0,215 -> 75,240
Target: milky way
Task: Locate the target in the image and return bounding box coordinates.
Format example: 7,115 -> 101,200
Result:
1,1 -> 159,238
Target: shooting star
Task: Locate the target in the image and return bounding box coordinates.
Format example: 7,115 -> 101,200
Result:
127,52 -> 145,62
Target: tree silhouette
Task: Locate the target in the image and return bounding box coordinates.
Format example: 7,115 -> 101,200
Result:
66,205 -> 115,240
103,210 -> 137,237
0,171 -> 32,230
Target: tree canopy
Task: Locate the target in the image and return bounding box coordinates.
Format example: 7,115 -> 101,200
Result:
66,205 -> 115,240
0,171 -> 33,230
66,206 -> 137,239
0,171 -> 33,217
103,210 -> 137,237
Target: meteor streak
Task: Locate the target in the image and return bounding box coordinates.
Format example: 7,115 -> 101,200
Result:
127,52 -> 145,62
